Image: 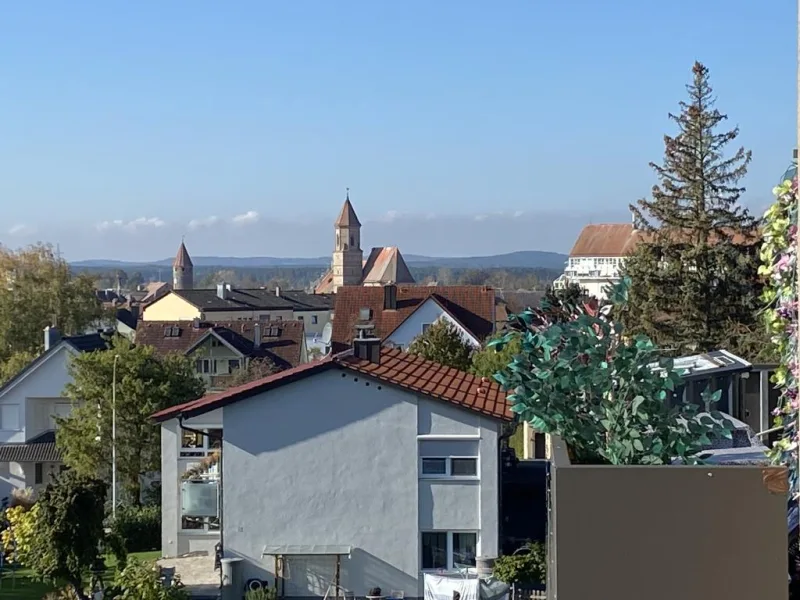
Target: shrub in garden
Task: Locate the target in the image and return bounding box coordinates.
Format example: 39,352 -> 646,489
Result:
0,502 -> 40,566
111,504 -> 161,552
104,558 -> 188,600
492,542 -> 547,586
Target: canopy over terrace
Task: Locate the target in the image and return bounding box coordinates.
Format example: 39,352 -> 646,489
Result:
261,545 -> 353,599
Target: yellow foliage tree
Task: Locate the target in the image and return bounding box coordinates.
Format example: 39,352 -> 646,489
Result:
1,502 -> 41,566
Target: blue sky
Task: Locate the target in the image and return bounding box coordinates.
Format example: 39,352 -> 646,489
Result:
0,0 -> 795,260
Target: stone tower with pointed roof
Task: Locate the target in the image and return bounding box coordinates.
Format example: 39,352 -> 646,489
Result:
331,191 -> 363,292
173,241 -> 194,291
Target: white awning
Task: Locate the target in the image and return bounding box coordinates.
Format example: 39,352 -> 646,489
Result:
261,545 -> 352,557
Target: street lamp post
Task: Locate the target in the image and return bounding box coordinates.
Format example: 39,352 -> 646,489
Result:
112,354 -> 120,519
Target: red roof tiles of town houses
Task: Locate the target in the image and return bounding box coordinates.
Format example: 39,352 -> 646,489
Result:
331,285 -> 496,349
569,223 -> 760,258
151,347 -> 511,423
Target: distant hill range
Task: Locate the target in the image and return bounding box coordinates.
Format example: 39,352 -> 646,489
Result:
72,250 -> 568,271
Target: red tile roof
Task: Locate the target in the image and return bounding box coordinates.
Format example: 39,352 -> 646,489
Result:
174,242 -> 193,267
331,285 -> 496,349
151,347 -> 511,422
569,223 -> 760,258
135,320 -> 305,369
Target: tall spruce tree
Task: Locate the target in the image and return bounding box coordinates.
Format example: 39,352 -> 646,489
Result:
622,61 -> 760,356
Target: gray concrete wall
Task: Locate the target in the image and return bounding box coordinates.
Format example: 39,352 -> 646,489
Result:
547,435 -> 788,600
221,369 -> 502,598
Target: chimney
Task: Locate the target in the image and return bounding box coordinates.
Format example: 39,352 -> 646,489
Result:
253,322 -> 262,349
352,320 -> 381,364
192,317 -> 201,329
44,325 -> 60,351
275,286 -> 281,297
383,284 -> 397,310
217,283 -> 228,300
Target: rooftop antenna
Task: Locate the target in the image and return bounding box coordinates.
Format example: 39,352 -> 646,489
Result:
346,187 -> 350,201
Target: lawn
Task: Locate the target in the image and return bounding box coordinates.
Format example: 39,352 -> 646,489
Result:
0,550 -> 161,600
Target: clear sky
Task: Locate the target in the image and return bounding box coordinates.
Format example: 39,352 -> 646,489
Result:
0,0 -> 795,260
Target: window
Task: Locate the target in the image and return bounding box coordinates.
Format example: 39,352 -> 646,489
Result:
0,405 -> 20,431
422,323 -> 432,334
181,516 -> 220,532
311,315 -> 319,325
194,359 -> 217,375
180,428 -> 222,458
163,326 -> 181,338
274,315 -> 283,322
421,532 -> 477,571
420,457 -> 477,478
259,314 -> 270,321
298,315 -> 304,321
228,359 -> 240,374
34,463 -> 43,485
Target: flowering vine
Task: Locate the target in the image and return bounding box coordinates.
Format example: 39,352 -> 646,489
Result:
760,178 -> 798,495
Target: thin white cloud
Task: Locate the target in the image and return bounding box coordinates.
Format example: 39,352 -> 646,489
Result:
474,214 -> 488,222
374,210 -> 401,223
513,210 -> 525,218
187,216 -> 220,230
96,217 -> 165,232
8,224 -> 34,236
231,211 -> 259,226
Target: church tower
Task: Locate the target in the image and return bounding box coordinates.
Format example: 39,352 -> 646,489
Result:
173,240 -> 194,290
331,190 -> 363,291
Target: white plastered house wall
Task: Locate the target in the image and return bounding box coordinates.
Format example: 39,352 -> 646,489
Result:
384,297 -> 482,350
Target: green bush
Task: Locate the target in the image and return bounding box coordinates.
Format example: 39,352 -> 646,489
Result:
246,588 -> 277,600
111,505 -> 161,553
493,542 -> 547,586
105,558 -> 188,600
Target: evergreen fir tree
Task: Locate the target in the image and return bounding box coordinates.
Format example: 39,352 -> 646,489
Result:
622,61 -> 760,356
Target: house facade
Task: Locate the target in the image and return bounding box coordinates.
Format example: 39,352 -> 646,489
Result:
331,284 -> 496,352
154,346 -> 511,598
552,223 -> 641,299
135,320 -> 307,391
0,328 -> 109,499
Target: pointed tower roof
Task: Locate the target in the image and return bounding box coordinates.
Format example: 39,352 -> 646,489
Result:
173,241 -> 193,268
335,190 -> 361,227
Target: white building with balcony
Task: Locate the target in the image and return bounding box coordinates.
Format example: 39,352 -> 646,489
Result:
553,223 -> 642,300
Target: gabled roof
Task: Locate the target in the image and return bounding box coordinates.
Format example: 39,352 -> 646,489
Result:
569,224 -> 643,257
331,285 -> 496,349
174,242 -> 193,268
0,333 -> 111,399
0,430 -> 61,463
136,320 -> 305,369
335,197 -> 361,227
152,347 -> 511,423
569,223 -> 760,258
361,247 -> 415,285
160,288 -> 333,313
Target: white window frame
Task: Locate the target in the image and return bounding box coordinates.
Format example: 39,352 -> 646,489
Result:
311,315 -> 319,324
420,531 -> 479,572
419,456 -> 479,479
179,426 -> 222,458
421,323 -> 433,334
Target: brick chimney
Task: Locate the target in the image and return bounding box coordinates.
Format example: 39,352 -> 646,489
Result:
253,322 -> 262,349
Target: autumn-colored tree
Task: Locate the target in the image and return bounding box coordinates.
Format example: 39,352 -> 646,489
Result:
218,357 -> 281,389
0,243 -> 105,361
408,320 -> 473,371
57,336 -> 205,504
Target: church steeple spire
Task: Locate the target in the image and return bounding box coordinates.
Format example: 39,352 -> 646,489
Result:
172,240 -> 194,290
331,189 -> 363,292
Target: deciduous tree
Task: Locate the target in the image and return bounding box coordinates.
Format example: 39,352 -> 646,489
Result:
408,320 -> 473,371
57,336 -> 205,504
622,62 -> 760,356
0,243 -> 105,361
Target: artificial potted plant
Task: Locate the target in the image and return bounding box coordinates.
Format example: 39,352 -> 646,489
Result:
491,279 -> 789,600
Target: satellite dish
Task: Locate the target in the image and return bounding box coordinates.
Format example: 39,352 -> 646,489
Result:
321,322 -> 333,346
